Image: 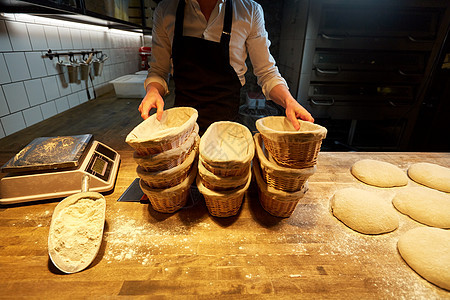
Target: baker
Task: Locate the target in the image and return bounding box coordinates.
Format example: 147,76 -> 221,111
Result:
138,0 -> 314,132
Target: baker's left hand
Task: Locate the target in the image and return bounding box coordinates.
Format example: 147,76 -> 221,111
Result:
285,98 -> 314,130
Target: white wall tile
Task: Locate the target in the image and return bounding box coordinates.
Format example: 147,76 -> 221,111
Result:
26,23 -> 48,51
0,86 -> 10,117
4,52 -> 31,81
3,82 -> 30,113
24,78 -> 46,106
23,105 -> 43,127
5,20 -> 32,51
44,54 -> 62,76
41,76 -> 60,100
55,96 -> 69,113
1,111 -> 26,135
77,90 -> 88,103
44,25 -> 62,50
58,27 -> 73,50
0,20 -> 12,51
0,122 -> 5,139
70,80 -> 83,93
25,51 -> 48,78
67,93 -> 80,108
0,53 -> 11,84
40,100 -> 57,119
70,28 -> 83,49
81,29 -> 92,49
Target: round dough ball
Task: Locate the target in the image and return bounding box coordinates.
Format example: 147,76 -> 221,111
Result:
408,162 -> 450,193
393,187 -> 450,228
330,188 -> 399,234
351,159 -> 408,187
398,227 -> 450,291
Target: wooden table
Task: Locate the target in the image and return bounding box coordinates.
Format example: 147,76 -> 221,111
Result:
0,94 -> 449,298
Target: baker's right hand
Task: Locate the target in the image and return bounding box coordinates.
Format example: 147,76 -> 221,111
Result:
138,84 -> 165,120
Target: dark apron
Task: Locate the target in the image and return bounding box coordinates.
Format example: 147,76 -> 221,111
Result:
172,0 -> 242,134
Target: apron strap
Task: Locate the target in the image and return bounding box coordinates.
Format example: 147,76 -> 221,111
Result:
220,0 -> 233,47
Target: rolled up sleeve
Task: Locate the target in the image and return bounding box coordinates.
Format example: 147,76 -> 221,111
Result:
145,4 -> 172,95
245,3 -> 287,100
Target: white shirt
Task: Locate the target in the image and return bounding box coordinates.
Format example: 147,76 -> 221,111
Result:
145,0 -> 288,100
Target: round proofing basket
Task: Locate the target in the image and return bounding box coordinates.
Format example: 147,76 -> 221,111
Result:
199,121 -> 255,170
200,155 -> 250,177
133,124 -> 199,172
254,133 -> 315,192
255,116 -> 327,168
137,144 -> 198,189
198,158 -> 251,191
126,107 -> 198,155
253,159 -> 308,218
140,162 -> 198,213
196,171 -> 252,218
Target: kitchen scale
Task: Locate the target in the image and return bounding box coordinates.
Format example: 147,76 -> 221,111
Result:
0,134 -> 120,204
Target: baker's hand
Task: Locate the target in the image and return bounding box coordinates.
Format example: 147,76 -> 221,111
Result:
138,85 -> 165,120
285,98 -> 314,130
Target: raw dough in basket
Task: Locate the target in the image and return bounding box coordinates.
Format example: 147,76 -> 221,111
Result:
351,159 -> 408,187
392,187 -> 450,228
398,227 -> 450,291
408,162 -> 450,193
330,188 -> 399,234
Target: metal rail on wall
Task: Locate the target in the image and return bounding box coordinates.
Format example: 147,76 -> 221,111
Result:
45,49 -> 103,62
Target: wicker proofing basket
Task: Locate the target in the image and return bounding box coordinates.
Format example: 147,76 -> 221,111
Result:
136,142 -> 198,189
253,158 -> 308,218
255,116 -> 327,168
254,133 -> 316,192
133,124 -> 199,171
196,171 -> 252,217
126,107 -> 198,155
198,158 -> 251,191
139,162 -> 198,213
200,155 -> 250,177
199,121 -> 255,170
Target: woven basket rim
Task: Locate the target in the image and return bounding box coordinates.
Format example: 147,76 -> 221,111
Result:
255,116 -> 327,141
136,144 -> 197,177
198,159 -> 251,187
253,158 -> 308,200
254,133 -> 316,175
199,121 -> 255,166
126,107 -> 198,147
139,162 -> 198,195
134,129 -> 199,168
196,170 -> 252,197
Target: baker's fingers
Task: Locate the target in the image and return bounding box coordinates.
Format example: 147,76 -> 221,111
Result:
286,109 -> 301,130
156,98 -> 165,121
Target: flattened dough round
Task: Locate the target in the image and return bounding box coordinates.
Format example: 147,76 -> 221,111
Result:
351,159 -> 408,187
393,187 -> 450,228
331,188 -> 399,234
408,162 -> 450,193
398,227 -> 450,291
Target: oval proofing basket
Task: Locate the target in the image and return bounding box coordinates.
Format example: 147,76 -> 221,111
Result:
199,121 -> 255,171
256,116 -> 327,168
254,133 -> 315,192
140,162 -> 198,213
198,158 -> 251,191
253,159 -> 308,218
126,107 -> 198,155
196,171 -> 252,218
134,124 -> 199,172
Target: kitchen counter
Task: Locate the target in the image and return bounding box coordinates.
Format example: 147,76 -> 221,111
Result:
0,93 -> 449,298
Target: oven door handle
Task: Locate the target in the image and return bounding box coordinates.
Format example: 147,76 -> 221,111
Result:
310,98 -> 335,106
408,35 -> 434,43
315,66 -> 341,75
398,69 -> 422,76
320,33 -> 346,40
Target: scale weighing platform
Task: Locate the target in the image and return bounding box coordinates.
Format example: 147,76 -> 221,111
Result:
0,134 -> 120,204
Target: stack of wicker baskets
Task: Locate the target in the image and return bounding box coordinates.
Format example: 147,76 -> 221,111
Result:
197,121 -> 254,217
125,107 -> 199,213
254,116 -> 327,217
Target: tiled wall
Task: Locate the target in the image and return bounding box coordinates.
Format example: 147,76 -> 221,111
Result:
0,13 -> 143,138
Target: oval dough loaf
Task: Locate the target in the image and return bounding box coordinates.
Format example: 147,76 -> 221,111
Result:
351,159 -> 408,187
330,188 -> 399,234
408,162 -> 450,193
393,187 -> 450,228
398,227 -> 450,291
